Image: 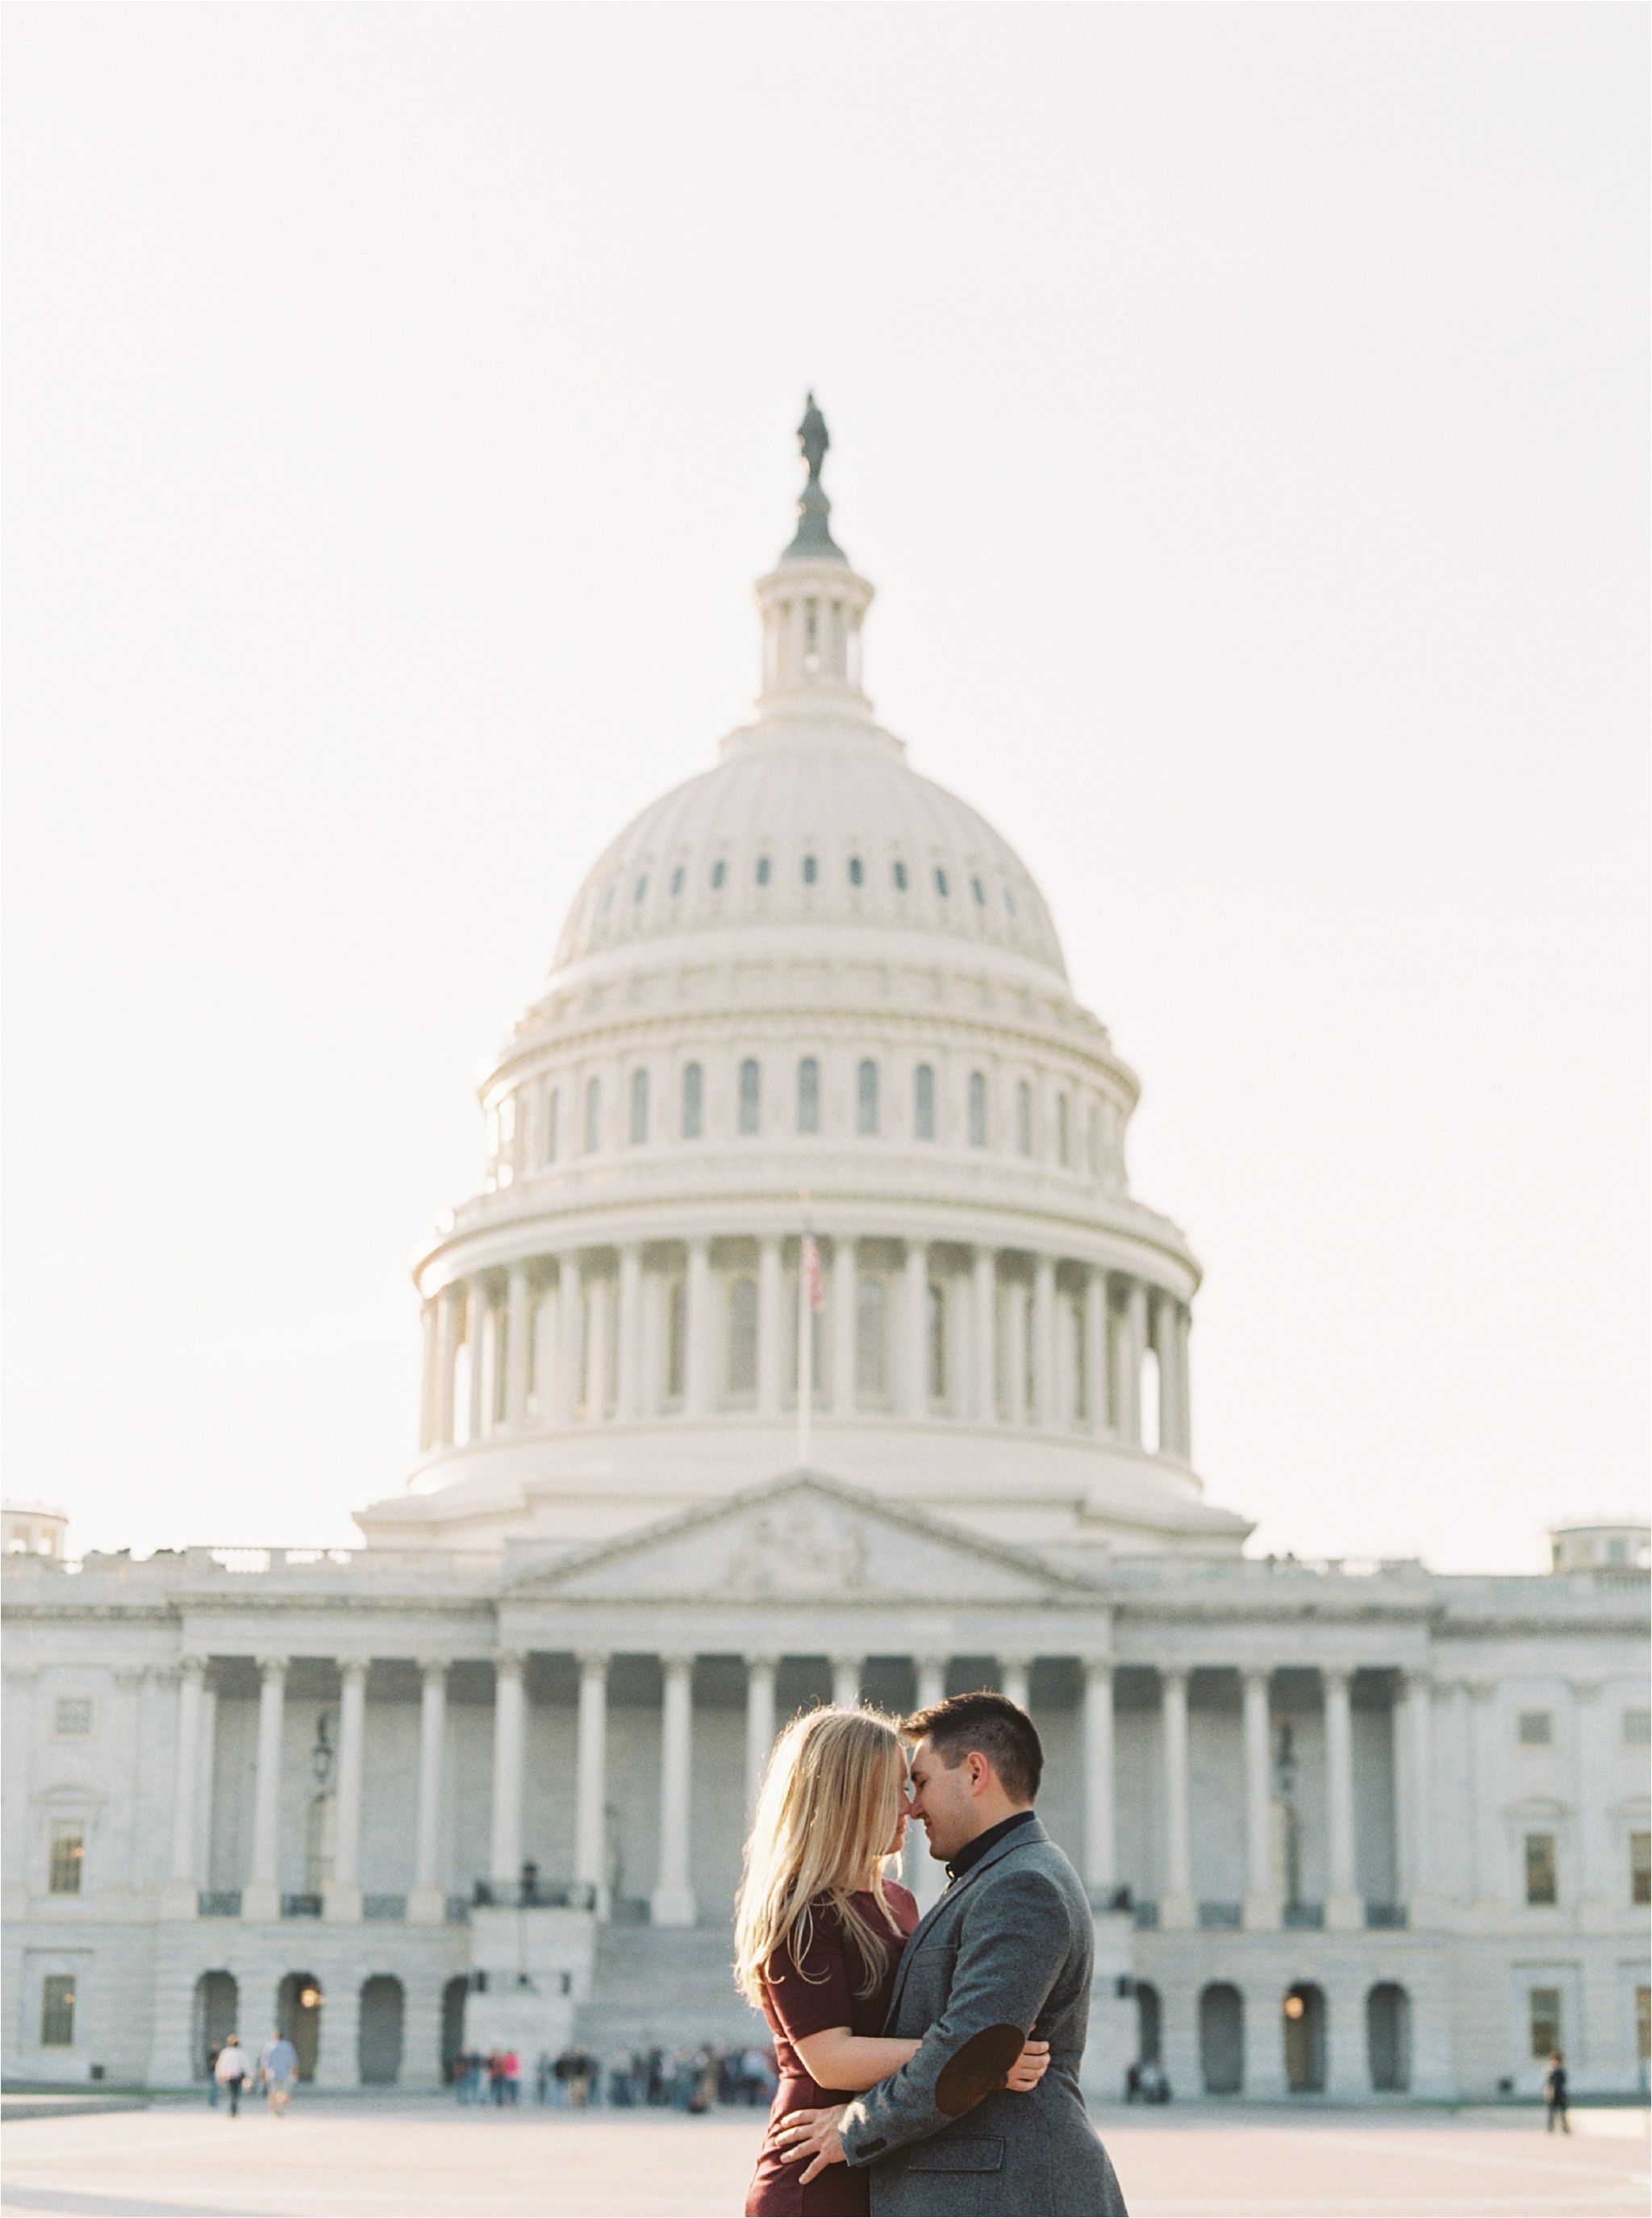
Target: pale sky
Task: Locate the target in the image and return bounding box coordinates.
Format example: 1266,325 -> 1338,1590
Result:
4,5 -> 1646,1573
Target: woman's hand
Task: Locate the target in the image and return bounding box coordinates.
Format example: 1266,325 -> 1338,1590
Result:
1005,2038 -> 1050,2092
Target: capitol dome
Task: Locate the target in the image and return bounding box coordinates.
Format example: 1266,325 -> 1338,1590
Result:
357,408 -> 1249,1563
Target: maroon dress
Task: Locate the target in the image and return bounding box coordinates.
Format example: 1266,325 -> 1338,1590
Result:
745,1883 -> 920,2217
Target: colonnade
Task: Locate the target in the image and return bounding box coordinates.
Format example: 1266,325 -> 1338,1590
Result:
167,1651 -> 1428,1933
418,1239 -> 1192,1460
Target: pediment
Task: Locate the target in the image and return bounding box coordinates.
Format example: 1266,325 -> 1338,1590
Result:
503,1473 -> 1101,1606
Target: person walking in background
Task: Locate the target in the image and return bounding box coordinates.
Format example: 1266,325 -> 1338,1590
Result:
213,2035 -> 248,2117
1544,2049 -> 1570,2133
504,2048 -> 522,2105
259,2029 -> 298,2117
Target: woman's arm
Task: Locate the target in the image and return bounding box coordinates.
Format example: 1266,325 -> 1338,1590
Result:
791,2030 -> 920,2092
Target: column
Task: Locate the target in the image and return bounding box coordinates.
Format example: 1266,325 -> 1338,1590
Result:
1323,1667 -> 1360,1928
745,1656 -> 778,1814
757,1236 -> 784,1418
1083,1269 -> 1108,1434
1390,1676 -> 1412,1908
244,1655 -> 288,1921
1572,1678 -> 1604,1909
902,1240 -> 928,1418
1120,1281 -> 1146,1445
324,1658 -> 367,1920
824,1236 -> 853,1418
684,1239 -> 711,1417
435,1284 -> 461,1448
1082,1659 -> 1116,1900
419,1301 -> 440,1450
1032,1256 -> 1058,1428
1159,1666 -> 1194,1927
165,1655 -> 205,1914
575,1653 -> 609,1913
1174,1304 -> 1193,1459
408,1659 -> 448,1924
832,1654 -> 861,1711
559,1253 -> 585,1420
467,1278 -> 490,1440
488,1650 -> 527,1890
616,1244 -> 643,1419
999,1656 -> 1032,1712
1241,1669 -> 1280,1928
1406,1673 -> 1434,1915
971,1247 -> 997,1424
653,1654 -> 696,1925
586,1269 -> 613,1420
1004,1282 -> 1028,1426
1154,1292 -> 1179,1455
195,1680 -> 218,1888
504,1263 -> 532,1428
909,1656 -> 949,1908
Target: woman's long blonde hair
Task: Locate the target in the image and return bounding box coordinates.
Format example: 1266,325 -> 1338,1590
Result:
733,1706 -> 907,2009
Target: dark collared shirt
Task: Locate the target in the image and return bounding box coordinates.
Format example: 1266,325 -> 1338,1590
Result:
945,1807 -> 1037,1885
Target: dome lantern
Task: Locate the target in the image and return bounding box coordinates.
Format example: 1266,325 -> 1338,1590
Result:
753,395 -> 876,725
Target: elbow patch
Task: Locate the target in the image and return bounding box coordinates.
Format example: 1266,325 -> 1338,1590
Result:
934,2024 -> 1027,2117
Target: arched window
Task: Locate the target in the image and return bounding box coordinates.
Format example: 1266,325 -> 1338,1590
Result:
629,1068 -> 649,1145
797,1057 -> 820,1134
914,1063 -> 936,1140
857,1059 -> 879,1136
711,859 -> 727,890
1016,1079 -> 1032,1157
1056,1093 -> 1070,1165
855,1276 -> 886,1396
584,1076 -> 602,1154
669,865 -> 685,897
1087,1103 -> 1101,1177
738,1058 -> 761,1135
802,853 -> 818,885
847,856 -> 864,886
681,1062 -> 703,1140
892,860 -> 908,891
933,867 -> 949,897
544,1088 -> 559,1165
1004,888 -> 1017,917
968,1070 -> 988,1147
755,856 -> 772,886
971,876 -> 987,906
728,1278 -> 758,1395
927,1282 -> 946,1400
633,875 -> 648,904
666,1281 -> 686,1400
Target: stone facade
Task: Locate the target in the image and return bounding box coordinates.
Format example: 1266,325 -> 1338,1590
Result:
4,427 -> 1647,2099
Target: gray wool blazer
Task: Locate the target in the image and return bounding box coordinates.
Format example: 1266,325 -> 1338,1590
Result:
836,1819 -> 1127,2217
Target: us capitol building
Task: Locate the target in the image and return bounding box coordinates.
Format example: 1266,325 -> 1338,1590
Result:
5,409 -> 1647,2106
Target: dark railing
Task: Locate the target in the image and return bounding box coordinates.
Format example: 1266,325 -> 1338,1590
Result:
281,1892 -> 323,1919
363,1894 -> 407,1921
471,1878 -> 597,1912
1132,1899 -> 1160,1929
444,1894 -> 471,1924
1283,1900 -> 1325,1929
1090,1885 -> 1133,1916
1198,1900 -> 1242,1929
198,1891 -> 242,1917
1365,1901 -> 1408,1928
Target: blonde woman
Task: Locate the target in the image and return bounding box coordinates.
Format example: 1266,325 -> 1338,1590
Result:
735,1707 -> 1048,2216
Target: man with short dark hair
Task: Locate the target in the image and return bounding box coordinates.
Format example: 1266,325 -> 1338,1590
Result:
774,1690 -> 1126,2215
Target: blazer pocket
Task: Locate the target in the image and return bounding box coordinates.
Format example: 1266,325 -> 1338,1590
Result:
907,2137 -> 1005,2175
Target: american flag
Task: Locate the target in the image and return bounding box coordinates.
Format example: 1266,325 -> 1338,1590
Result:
801,1224 -> 824,1311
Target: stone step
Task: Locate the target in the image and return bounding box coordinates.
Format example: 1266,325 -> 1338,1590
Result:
574,1924 -> 770,2054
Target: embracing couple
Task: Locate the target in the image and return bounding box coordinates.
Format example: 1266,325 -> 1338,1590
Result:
736,1691 -> 1128,2218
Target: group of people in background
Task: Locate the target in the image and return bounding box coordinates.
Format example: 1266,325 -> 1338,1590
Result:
206,2032 -> 298,2117
448,2041 -> 778,2112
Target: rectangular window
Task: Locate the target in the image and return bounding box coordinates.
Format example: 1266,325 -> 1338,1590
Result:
584,1076 -> 602,1153
40,1974 -> 76,2047
1517,1711 -> 1554,1748
967,1071 -> 987,1147
1528,1986 -> 1562,2060
1624,1708 -> 1651,1747
1056,1093 -> 1070,1165
1631,1831 -> 1650,1907
1523,1832 -> 1558,1906
48,1823 -> 85,1896
544,1088 -> 559,1165
738,1058 -> 761,1136
1637,1986 -> 1650,2066
629,1067 -> 649,1145
54,1699 -> 92,1736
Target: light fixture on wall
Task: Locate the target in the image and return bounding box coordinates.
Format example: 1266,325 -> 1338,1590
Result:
298,1986 -> 321,2011
309,1710 -> 335,1788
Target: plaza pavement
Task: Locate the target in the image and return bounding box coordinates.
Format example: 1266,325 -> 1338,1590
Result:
0,2098 -> 1646,2218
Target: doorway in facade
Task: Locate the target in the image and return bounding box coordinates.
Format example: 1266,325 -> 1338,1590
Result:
277,1972 -> 323,2081
1199,1982 -> 1244,2094
1283,1983 -> 1325,2092
1366,1982 -> 1411,2091
358,1976 -> 403,2085
441,1976 -> 469,2085
194,1971 -> 237,2080
1134,1982 -> 1161,2066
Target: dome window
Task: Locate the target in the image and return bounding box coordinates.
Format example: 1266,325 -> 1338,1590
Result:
1016,1080 -> 1033,1158
847,857 -> 864,887
738,1058 -> 762,1135
927,1282 -> 947,1400
968,1071 -> 988,1147
797,1057 -> 820,1135
934,868 -> 949,898
670,866 -> 685,897
630,1069 -> 650,1145
711,860 -> 728,890
892,861 -> 908,892
755,857 -> 772,887
857,1059 -> 879,1136
728,1278 -> 758,1395
1056,1093 -> 1070,1166
544,1087 -> 560,1165
971,876 -> 987,906
584,1077 -> 603,1154
634,875 -> 649,904
914,1064 -> 937,1140
681,1062 -> 703,1140
802,853 -> 817,885
1003,888 -> 1017,917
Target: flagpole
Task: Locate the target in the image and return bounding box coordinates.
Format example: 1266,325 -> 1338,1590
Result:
797,1194 -> 813,1470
